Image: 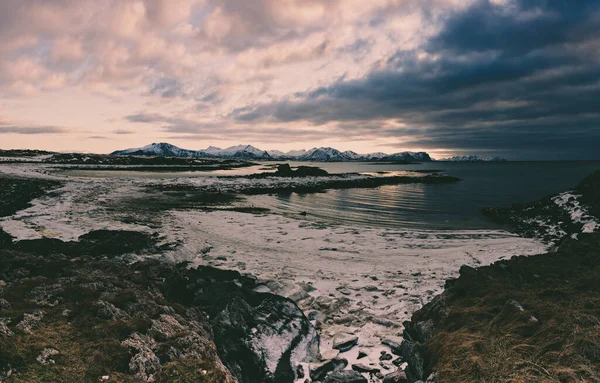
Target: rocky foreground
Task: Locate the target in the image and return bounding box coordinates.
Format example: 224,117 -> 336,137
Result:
0,228 -> 320,383
400,171 -> 600,382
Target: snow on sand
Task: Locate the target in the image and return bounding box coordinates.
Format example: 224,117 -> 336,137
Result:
162,210 -> 547,374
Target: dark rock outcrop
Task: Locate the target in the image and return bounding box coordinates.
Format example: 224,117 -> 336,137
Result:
274,164 -> 329,177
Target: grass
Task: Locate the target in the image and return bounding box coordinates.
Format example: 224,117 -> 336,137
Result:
416,233 -> 600,383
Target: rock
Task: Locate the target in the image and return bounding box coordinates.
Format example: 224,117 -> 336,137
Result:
95,300 -> 129,320
336,286 -> 352,296
0,280 -> 6,288
392,357 -> 404,366
253,285 -> 273,293
379,352 -> 393,361
100,376 -> 110,381
296,364 -> 305,379
15,309 -> 44,334
164,331 -> 215,361
400,340 -> 427,382
122,333 -> 157,352
323,370 -> 368,383
0,299 -> 11,310
206,287 -> 320,383
36,348 -> 60,365
310,358 -> 348,381
382,338 -> 403,355
383,370 -> 408,383
129,349 -> 161,382
122,333 -> 167,383
357,350 -> 368,359
0,318 -> 13,337
332,334 -> 358,352
351,363 -> 380,374
403,320 -> 434,343
321,349 -> 340,360
148,314 -> 186,341
61,309 -> 71,317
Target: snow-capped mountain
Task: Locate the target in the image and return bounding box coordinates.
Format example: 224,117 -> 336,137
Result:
299,147 -> 348,161
112,143 -> 209,157
111,142 -> 433,162
439,155 -> 507,162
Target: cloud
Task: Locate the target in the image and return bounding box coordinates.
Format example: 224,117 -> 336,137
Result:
229,0 -> 600,158
1,0 -> 599,158
0,125 -> 67,135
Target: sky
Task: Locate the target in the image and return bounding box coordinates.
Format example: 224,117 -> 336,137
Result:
0,0 -> 599,160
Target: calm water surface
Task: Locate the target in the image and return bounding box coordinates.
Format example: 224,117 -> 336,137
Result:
248,161 -> 600,230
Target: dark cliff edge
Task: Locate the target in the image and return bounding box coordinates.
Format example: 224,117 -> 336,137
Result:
401,171 -> 600,383
0,177 -> 319,383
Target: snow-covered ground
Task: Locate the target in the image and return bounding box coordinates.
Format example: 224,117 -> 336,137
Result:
552,192 -> 600,234
0,163 -> 549,381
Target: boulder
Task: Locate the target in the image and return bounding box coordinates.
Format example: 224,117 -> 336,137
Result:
323,370 -> 368,383
333,334 -> 358,352
95,300 -> 129,320
129,350 -> 161,382
310,358 -> 348,381
148,314 -> 186,341
15,309 -> 44,334
351,363 -> 380,374
383,370 -> 408,383
382,338 -> 403,355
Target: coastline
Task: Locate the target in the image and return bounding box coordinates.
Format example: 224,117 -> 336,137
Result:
0,163 -> 549,382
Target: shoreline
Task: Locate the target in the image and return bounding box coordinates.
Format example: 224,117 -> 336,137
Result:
0,163 -> 548,382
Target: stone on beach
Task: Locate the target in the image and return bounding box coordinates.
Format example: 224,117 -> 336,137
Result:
323,370 -> 368,383
332,334 -> 359,352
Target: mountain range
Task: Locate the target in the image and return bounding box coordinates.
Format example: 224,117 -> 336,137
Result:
111,143 -> 433,162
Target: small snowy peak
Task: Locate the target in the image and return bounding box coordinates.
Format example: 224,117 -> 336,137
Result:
364,152 -> 388,161
267,150 -> 286,159
439,155 -> 507,162
285,149 -> 308,158
342,150 -> 361,160
299,147 -> 348,161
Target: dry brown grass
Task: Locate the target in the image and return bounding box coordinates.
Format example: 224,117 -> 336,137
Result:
420,233 -> 600,383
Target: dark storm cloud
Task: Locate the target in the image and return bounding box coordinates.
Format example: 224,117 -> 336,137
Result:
230,0 -> 600,159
